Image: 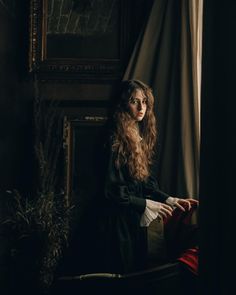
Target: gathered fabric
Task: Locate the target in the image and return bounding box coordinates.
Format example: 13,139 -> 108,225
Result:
164,200 -> 199,275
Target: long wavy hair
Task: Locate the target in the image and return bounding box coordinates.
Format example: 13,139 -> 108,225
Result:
111,79 -> 157,181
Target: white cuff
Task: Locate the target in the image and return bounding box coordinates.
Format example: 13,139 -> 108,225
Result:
140,206 -> 159,227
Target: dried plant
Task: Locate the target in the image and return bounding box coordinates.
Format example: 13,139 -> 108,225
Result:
2,75 -> 73,293
4,189 -> 72,289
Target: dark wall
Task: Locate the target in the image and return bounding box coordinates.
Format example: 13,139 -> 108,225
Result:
0,0 -> 153,190
0,2 -> 33,191
0,2 -> 33,294
0,1 -> 153,294
200,1 -> 236,294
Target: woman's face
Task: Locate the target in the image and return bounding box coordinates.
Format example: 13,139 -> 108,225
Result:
128,89 -> 147,121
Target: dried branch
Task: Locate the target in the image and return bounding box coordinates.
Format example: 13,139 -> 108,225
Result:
2,74 -> 73,292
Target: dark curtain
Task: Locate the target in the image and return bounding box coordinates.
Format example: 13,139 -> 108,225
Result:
124,0 -> 202,199
200,0 -> 236,294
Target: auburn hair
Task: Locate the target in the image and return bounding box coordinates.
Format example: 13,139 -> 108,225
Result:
111,80 -> 157,181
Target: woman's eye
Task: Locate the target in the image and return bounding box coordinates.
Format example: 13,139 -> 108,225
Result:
130,98 -> 138,104
129,98 -> 147,105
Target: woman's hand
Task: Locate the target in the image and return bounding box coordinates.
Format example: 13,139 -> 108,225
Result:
166,197 -> 199,211
146,199 -> 173,219
140,199 -> 173,227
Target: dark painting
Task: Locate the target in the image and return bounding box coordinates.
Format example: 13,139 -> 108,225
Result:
46,0 -> 120,59
29,0 -> 131,79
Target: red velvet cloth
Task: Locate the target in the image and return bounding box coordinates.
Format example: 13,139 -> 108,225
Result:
163,201 -> 199,276
177,247 -> 198,275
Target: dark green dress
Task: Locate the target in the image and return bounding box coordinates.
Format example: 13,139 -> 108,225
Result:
93,140 -> 170,274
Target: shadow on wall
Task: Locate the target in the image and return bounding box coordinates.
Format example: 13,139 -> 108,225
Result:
0,3 -> 34,295
0,1 -> 34,191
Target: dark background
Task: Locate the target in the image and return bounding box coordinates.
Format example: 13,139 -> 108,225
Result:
0,0 -> 236,294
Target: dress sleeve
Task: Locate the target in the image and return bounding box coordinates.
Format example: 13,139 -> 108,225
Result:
143,175 -> 170,203
104,143 -> 146,214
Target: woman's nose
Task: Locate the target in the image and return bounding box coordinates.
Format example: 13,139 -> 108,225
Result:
137,102 -> 143,110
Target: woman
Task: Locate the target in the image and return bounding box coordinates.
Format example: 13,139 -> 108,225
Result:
90,79 -> 198,275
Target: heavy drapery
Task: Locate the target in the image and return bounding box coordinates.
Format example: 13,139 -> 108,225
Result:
124,0 -> 203,198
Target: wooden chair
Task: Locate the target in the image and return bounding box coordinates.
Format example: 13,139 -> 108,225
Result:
51,262 -> 182,295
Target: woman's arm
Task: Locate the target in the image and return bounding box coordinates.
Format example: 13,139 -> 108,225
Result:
143,175 -> 199,211
103,145 -> 146,213
143,175 -> 170,202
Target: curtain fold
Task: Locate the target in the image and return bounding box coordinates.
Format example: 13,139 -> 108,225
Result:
124,0 -> 203,198
179,0 -> 203,197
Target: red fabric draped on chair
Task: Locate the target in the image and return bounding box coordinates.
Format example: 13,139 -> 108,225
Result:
163,200 -> 199,276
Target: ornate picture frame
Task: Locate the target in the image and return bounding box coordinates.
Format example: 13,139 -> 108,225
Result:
63,115 -> 107,201
29,0 -> 131,80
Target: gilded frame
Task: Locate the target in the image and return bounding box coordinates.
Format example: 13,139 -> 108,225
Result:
63,115 -> 107,200
29,0 -> 131,80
